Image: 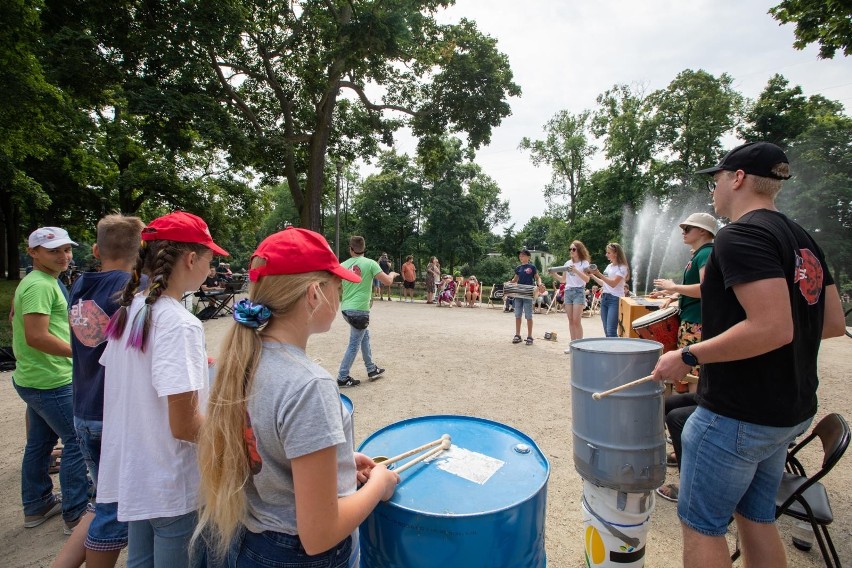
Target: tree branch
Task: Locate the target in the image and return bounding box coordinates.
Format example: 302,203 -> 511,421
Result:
339,81 -> 425,116
213,60 -> 267,83
207,48 -> 265,137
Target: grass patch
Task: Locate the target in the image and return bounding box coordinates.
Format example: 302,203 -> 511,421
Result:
0,280 -> 19,347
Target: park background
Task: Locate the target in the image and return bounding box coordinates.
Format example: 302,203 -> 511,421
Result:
1,1 -> 852,565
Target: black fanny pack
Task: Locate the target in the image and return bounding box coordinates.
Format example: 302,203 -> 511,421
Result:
342,311 -> 370,330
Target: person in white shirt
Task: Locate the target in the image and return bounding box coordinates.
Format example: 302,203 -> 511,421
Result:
100,211 -> 228,567
590,242 -> 630,337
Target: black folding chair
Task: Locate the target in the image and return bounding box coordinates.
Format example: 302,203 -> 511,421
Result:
731,413 -> 849,566
776,413 -> 849,567
487,284 -> 504,309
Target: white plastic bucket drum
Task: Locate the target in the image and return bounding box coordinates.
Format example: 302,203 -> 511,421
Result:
358,415 -> 549,568
581,480 -> 654,567
571,337 -> 666,492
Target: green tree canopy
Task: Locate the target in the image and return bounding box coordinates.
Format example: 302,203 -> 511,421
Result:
520,110 -> 595,225
770,0 -> 852,58
195,1 -> 520,230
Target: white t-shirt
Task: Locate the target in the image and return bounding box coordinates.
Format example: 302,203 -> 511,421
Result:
243,342 -> 356,535
563,260 -> 589,288
602,264 -> 628,297
98,295 -> 209,522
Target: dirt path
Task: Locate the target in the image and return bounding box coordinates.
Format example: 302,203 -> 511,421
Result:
1,299 -> 849,566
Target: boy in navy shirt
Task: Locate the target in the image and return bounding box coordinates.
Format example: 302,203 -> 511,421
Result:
59,214 -> 144,566
509,249 -> 543,345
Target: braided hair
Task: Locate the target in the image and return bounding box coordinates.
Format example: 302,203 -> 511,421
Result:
106,239 -> 210,351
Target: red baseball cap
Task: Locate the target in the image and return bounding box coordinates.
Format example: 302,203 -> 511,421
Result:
141,211 -> 228,256
248,227 -> 360,283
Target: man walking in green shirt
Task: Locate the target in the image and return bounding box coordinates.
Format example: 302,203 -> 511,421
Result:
13,227 -> 89,533
337,236 -> 398,387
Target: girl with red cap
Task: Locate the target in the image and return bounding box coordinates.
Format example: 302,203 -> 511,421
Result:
196,227 -> 399,567
100,211 -> 228,566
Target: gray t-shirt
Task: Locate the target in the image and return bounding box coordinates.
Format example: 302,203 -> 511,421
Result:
243,342 -> 356,535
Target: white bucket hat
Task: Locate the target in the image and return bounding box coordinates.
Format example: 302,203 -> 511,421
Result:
679,213 -> 718,236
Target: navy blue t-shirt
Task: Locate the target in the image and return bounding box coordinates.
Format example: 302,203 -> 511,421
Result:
515,263 -> 538,286
68,271 -> 134,420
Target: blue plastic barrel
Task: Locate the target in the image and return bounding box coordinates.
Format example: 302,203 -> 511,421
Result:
358,415 -> 549,567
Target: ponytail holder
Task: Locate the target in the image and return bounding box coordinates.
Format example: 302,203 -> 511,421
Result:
233,299 -> 272,328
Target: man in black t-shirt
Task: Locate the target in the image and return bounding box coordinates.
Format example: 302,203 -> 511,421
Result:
201,267 -> 222,292
652,142 -> 846,568
378,252 -> 393,301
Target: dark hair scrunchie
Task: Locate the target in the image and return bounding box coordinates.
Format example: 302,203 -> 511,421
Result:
233,299 -> 272,328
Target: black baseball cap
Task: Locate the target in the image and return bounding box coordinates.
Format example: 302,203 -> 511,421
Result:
695,142 -> 791,180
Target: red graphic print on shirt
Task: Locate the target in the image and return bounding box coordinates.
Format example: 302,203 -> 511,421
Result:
244,412 -> 263,475
69,299 -> 111,347
793,248 -> 824,305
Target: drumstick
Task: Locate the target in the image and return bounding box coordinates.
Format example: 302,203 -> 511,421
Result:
379,434 -> 451,467
592,375 -> 655,400
393,439 -> 451,474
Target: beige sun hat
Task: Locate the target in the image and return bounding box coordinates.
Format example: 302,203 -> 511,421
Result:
679,212 -> 718,236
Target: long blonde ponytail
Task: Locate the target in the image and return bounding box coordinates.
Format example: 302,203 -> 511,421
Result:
195,267 -> 337,558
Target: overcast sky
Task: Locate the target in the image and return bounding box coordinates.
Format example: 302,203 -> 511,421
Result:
372,0 -> 852,230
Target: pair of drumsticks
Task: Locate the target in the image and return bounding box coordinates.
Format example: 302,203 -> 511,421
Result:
592,374 -> 699,400
374,434 -> 452,474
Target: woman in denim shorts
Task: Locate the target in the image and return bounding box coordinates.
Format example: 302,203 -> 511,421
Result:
553,240 -> 592,353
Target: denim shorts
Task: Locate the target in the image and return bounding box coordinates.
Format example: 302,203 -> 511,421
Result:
678,406 -> 812,536
229,527 -> 351,568
564,286 -> 585,305
513,297 -> 533,320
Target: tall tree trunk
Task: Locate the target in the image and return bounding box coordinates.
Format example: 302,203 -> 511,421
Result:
1,190 -> 22,280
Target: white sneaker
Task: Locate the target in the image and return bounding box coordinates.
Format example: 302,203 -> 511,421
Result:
564,347 -> 571,354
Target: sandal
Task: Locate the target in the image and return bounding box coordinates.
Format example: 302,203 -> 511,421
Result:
512,335 -> 522,344
525,336 -> 534,345
656,483 -> 679,502
666,452 -> 678,467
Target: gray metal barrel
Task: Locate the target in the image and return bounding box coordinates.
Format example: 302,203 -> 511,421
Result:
571,338 -> 666,492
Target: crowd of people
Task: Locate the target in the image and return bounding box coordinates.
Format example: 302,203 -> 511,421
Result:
7,141 -> 847,568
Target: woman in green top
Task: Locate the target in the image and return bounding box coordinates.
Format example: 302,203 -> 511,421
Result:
652,212 -> 717,504
654,212 -> 717,391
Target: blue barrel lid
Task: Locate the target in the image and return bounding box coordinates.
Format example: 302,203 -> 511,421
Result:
358,415 -> 549,516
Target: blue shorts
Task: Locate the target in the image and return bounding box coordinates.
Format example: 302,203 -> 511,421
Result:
564,287 -> 585,305
86,501 -> 128,551
677,406 -> 812,536
513,297 -> 533,320
75,417 -> 128,551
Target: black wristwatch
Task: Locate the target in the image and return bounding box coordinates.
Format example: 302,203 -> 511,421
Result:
681,345 -> 699,367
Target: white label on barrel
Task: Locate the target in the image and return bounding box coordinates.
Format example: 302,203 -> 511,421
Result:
426,445 -> 505,485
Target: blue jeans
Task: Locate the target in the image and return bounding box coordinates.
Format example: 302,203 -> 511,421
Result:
228,527 -> 351,568
75,417 -> 128,550
599,293 -> 620,337
127,511 -> 205,568
678,406 -> 812,536
337,310 -> 377,380
14,381 -> 89,523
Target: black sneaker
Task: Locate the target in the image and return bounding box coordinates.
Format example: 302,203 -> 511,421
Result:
367,367 -> 385,381
338,376 -> 360,388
